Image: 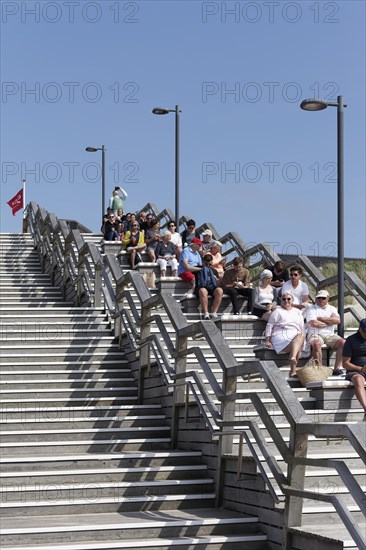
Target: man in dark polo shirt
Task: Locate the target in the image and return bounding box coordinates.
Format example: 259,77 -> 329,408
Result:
342,318 -> 366,413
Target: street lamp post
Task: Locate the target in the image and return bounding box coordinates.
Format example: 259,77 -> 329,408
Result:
86,145 -> 106,220
300,96 -> 346,336
152,106 -> 181,229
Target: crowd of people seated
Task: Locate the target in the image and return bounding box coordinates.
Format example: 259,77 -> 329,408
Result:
264,288 -> 366,413
100,196 -> 365,406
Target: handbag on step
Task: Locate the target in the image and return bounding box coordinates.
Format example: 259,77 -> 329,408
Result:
297,358 -> 332,387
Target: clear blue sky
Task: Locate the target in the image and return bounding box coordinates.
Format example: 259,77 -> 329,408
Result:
1,0 -> 365,259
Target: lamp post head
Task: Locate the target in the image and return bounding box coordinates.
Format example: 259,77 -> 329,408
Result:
86,147 -> 99,152
152,107 -> 171,115
300,99 -> 328,111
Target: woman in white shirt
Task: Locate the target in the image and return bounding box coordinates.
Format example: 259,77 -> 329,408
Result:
252,269 -> 276,321
265,291 -> 305,377
167,221 -> 182,259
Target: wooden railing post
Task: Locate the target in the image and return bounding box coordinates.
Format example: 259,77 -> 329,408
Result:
174,334 -> 188,405
283,428 -> 308,548
38,209 -> 48,272
221,372 -> 236,455
77,253 -> 86,306
43,212 -> 57,284
139,302 -> 152,403
215,371 -> 237,506
171,332 -> 188,449
140,302 -> 152,368
94,262 -> 102,308
114,279 -> 124,339
63,237 -> 76,302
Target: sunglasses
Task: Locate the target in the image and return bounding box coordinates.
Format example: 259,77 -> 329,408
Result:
282,297 -> 292,302
290,273 -> 300,277
317,296 -> 327,300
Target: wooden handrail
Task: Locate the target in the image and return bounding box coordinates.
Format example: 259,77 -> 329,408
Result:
24,201 -> 366,549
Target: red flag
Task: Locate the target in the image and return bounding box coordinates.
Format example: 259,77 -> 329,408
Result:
7,188 -> 24,216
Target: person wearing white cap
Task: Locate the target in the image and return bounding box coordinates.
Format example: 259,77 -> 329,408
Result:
306,289 -> 345,375
201,229 -> 214,254
252,269 -> 277,321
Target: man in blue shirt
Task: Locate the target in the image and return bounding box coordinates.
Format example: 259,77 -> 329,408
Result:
178,237 -> 202,296
342,318 -> 366,412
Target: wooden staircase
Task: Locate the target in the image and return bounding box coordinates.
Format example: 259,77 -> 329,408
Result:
114,251 -> 365,550
0,233 -> 267,549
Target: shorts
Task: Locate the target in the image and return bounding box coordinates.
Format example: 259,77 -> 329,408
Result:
196,286 -> 217,297
252,306 -> 266,319
345,371 -> 366,382
308,334 -> 341,348
179,271 -> 195,284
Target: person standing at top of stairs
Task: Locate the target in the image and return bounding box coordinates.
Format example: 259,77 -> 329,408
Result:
110,186 -> 128,216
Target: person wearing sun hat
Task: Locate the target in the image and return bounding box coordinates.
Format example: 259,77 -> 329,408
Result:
306,289 -> 346,376
178,237 -> 203,296
342,318 -> 366,413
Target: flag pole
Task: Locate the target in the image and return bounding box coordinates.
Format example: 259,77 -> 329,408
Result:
22,179 -> 26,217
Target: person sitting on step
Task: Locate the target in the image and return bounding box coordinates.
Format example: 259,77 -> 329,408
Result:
280,265 -> 309,311
178,237 -> 203,296
155,231 -> 178,277
221,256 -> 253,315
196,254 -> 223,319
269,260 -> 289,302
122,221 -> 146,268
252,269 -> 277,321
265,291 -> 305,377
181,219 -> 200,248
139,212 -> 153,233
103,213 -> 120,241
306,289 -> 345,376
200,229 -> 214,255
167,220 -> 182,259
145,219 -> 161,262
137,211 -> 149,232
208,241 -> 226,281
342,318 -> 366,413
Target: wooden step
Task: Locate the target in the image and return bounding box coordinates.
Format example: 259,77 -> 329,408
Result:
0,510 -> 265,548
0,492 -> 216,517
1,435 -> 172,456
0,360 -> 128,371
